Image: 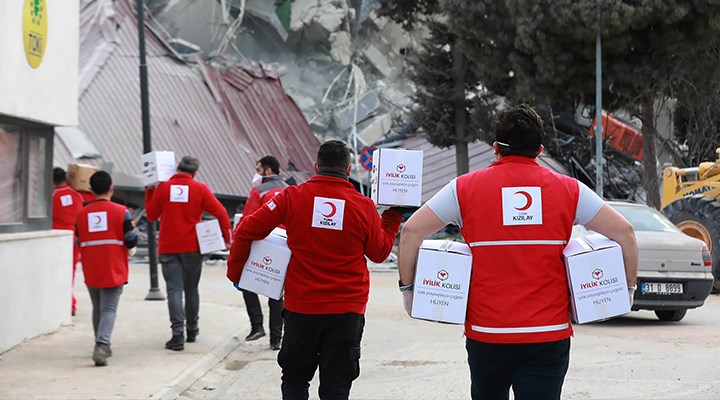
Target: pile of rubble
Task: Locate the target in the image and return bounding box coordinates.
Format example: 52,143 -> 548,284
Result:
147,0 -> 425,152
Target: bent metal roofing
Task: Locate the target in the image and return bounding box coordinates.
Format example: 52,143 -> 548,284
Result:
54,0 -> 319,198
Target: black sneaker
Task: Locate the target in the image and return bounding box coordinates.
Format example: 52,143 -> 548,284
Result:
165,334 -> 185,351
270,338 -> 281,351
93,343 -> 111,367
186,329 -> 198,343
245,329 -> 266,341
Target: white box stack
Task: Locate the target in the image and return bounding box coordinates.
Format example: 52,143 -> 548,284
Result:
564,233 -> 630,324
411,240 -> 472,324
195,219 -> 225,254
238,228 -> 291,300
141,151 -> 176,186
370,148 -> 423,207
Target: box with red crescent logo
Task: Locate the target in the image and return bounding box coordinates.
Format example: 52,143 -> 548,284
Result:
370,148 -> 423,207
195,219 -> 226,254
564,233 -> 630,324
141,151 -> 176,186
238,228 -> 291,300
411,240 -> 472,324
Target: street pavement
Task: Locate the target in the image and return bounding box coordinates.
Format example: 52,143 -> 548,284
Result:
3,260 -> 720,399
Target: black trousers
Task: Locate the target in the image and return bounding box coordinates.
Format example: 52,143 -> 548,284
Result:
242,290 -> 283,341
278,311 -> 365,400
466,337 -> 570,400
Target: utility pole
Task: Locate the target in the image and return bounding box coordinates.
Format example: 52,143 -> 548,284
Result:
137,0 -> 164,301
594,0 -> 604,197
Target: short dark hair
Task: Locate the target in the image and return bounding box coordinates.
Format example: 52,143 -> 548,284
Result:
90,170 -> 112,195
494,104 -> 545,158
53,167 -> 66,185
178,156 -> 200,173
257,156 -> 280,175
316,140 -> 351,172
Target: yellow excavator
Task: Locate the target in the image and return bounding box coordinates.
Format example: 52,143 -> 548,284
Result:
661,148 -> 720,289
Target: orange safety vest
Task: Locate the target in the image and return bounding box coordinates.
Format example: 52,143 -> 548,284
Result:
457,156 -> 579,344
76,200 -> 129,288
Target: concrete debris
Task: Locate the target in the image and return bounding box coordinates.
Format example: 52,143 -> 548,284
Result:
149,0 -> 428,151
357,113 -> 392,145
329,31 -> 352,66
333,91 -> 381,131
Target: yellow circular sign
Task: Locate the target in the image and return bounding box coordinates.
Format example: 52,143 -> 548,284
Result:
23,0 -> 47,69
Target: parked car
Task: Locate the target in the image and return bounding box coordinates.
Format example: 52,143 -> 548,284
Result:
574,201 -> 714,321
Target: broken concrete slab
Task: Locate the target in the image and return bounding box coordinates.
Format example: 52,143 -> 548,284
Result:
329,31 -> 352,66
290,0 -> 349,43
333,90 -> 381,131
358,113 -> 392,145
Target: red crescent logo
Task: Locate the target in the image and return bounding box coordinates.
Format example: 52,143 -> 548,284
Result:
93,215 -> 102,224
174,186 -> 184,196
321,201 -> 337,218
514,191 -> 532,211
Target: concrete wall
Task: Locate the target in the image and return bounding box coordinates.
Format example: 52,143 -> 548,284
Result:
0,230 -> 73,353
0,0 -> 79,125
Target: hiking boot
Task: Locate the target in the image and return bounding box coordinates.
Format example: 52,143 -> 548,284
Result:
93,343 -> 111,367
245,328 -> 266,341
186,329 -> 199,343
165,334 -> 185,351
270,338 -> 281,351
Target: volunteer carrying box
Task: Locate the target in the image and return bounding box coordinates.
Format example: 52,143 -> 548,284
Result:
141,151 -> 176,186
237,228 -> 291,300
370,148 -> 423,207
411,240 -> 472,324
67,163 -> 99,192
195,219 -> 225,254
564,233 -> 630,324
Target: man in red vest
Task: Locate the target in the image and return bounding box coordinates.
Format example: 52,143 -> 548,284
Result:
146,156 -> 232,351
76,171 -> 137,366
228,140 -> 405,400
52,167 -> 84,316
398,104 -> 638,400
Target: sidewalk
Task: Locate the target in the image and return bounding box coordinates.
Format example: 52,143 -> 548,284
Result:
0,261 -> 250,400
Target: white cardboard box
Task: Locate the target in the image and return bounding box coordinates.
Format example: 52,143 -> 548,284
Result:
238,228 -> 291,300
564,233 -> 630,324
141,151 -> 176,186
233,213 -> 243,229
370,148 -> 423,207
411,240 -> 472,324
195,219 -> 226,255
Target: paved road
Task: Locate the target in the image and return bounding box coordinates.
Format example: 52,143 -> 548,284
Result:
181,272 -> 720,400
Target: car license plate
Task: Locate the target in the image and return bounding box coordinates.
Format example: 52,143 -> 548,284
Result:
641,282 -> 683,294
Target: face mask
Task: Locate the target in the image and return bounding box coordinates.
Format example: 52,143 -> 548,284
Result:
251,173 -> 263,187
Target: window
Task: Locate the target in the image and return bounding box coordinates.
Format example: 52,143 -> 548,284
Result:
0,121 -> 53,233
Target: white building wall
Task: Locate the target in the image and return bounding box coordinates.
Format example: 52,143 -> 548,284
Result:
0,1 -> 79,126
0,231 -> 73,353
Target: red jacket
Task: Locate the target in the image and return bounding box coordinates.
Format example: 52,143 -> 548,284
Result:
227,175 -> 402,314
76,200 -> 131,288
145,173 -> 232,254
457,156 -> 579,344
52,185 -> 84,230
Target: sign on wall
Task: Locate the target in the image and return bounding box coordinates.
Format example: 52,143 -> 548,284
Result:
23,0 -> 47,69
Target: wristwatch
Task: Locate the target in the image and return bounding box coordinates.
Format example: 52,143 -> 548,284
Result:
398,280 -> 414,292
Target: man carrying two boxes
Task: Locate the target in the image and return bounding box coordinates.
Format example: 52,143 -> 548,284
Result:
398,104 -> 639,400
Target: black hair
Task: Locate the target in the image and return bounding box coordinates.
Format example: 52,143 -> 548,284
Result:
178,156 -> 200,173
257,155 -> 280,175
316,140 -> 351,172
494,104 -> 545,158
89,170 -> 112,195
53,167 -> 66,185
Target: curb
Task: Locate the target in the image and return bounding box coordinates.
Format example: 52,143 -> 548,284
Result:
152,330 -> 244,400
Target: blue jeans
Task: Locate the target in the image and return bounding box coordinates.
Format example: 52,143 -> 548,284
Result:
160,252 -> 203,335
466,337 -> 570,400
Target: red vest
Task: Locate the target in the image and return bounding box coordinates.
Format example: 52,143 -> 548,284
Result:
52,185 -> 84,230
76,200 -> 129,288
457,156 -> 579,344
